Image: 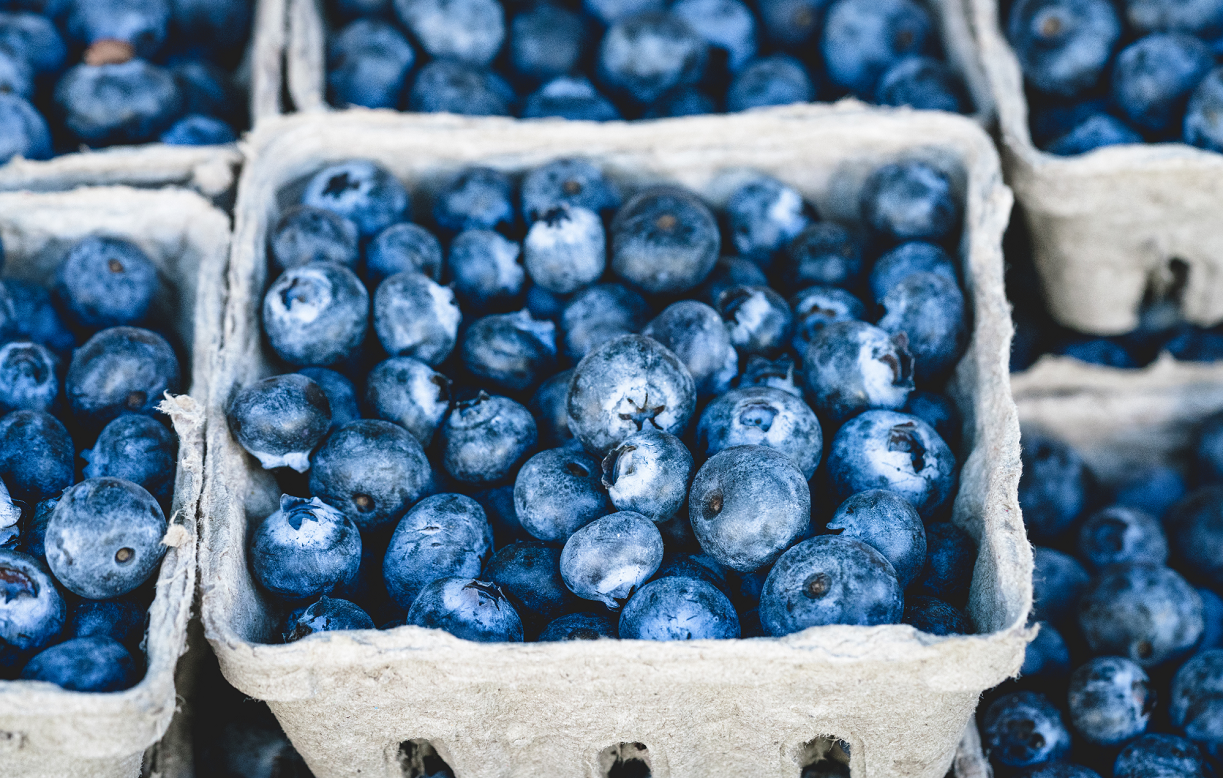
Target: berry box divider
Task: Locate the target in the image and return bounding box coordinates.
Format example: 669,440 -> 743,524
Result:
969,0 -> 1223,336
200,103 -> 1031,778
0,186 -> 227,778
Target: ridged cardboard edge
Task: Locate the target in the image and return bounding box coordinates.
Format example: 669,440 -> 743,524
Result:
0,187 -> 229,778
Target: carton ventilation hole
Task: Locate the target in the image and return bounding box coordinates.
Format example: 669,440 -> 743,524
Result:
397,739 -> 454,778
797,736 -> 851,777
599,742 -> 652,778
1138,257 -> 1191,329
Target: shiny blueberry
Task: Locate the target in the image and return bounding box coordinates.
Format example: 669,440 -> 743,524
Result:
877,271 -> 968,385
407,576 -> 524,642
251,495 -> 362,603
514,446 -> 611,542
528,368 -> 575,448
484,541 -> 580,633
227,374 -> 331,472
284,595 -> 375,642
1032,546 -> 1090,626
67,326 -> 179,428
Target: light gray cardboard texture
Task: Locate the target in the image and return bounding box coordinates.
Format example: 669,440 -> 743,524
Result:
200,105 -> 1031,778
0,187 -> 228,778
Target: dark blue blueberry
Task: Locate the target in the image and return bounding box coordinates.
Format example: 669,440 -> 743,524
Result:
1046,113 -> 1143,155
0,40 -> 34,99
726,174 -> 811,267
611,185 -> 719,294
1170,650 -> 1223,755
159,114 -> 235,145
981,691 -> 1072,767
3,279 -> 75,354
263,262 -> 369,367
227,375 -> 331,472
653,551 -> 731,593
46,477 -> 167,599
1165,325 -> 1223,361
539,610 -> 618,640
310,419 -> 432,533
301,160 -> 409,239
619,576 -> 739,639
1125,0 -> 1223,34
868,241 -> 958,303
68,597 -> 144,646
1007,0 -> 1121,97
738,353 -> 802,397
902,594 -> 969,634
510,4 -> 583,82
781,223 -> 864,290
560,283 -> 649,361
689,445 -> 810,572
441,392 -> 537,484
0,411 -> 73,503
327,19 -> 415,109
373,271 -> 461,365
484,541 -> 580,632
514,446 -> 611,542
523,205 -> 606,295
66,0 -> 168,57
602,429 -> 692,524
827,489 -> 925,588
269,205 -> 359,272
802,321 -> 914,423
1197,587 -> 1223,655
1019,433 -> 1088,542
473,483 -> 529,547
756,0 -> 824,47
877,271 -> 969,385
1112,33 -> 1212,138
433,167 -> 514,235
383,493 -> 492,610
461,310 -> 556,394
1114,734 -> 1211,778
55,60 -> 184,146
528,368 -> 574,448
367,224 -> 442,287
521,160 -> 621,224
1185,67 -> 1223,151
672,0 -> 757,72
1014,763 -> 1101,778
902,391 -> 960,450
760,535 -> 902,634
407,59 -> 512,116
1067,656 -> 1153,745
0,549 -> 66,656
364,357 -> 449,446
251,495 -> 361,603
566,334 -> 696,456
523,76 -> 621,121
1030,95 -> 1112,145
642,300 -> 737,396
1198,414 -> 1223,481
913,521 -> 976,606
584,0 -> 662,25
1078,562 -> 1203,666
15,497 -> 55,563
599,11 -> 707,106
20,635 -> 137,692
1032,546 -> 1090,626
789,286 -> 865,356
298,367 -> 360,433
82,415 -> 177,505
874,56 -> 968,112
0,342 -> 58,414
0,94 -> 51,164
448,230 -> 524,310
727,55 -> 815,112
284,595 -> 374,641
716,284 -> 793,358
407,576 -> 523,642
697,386 -> 822,479
560,511 -> 663,608
697,256 -> 768,308
1078,504 -> 1167,571
1166,485 -> 1223,589
394,0 -> 504,67
642,85 -> 716,117
0,11 -> 66,74
170,60 -> 241,123
820,0 -> 932,97
169,0 -> 252,51
860,161 -> 959,245
55,236 -> 158,329
1021,621 -> 1071,678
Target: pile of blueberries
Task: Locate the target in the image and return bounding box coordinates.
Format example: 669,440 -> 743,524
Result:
0,235 -> 184,691
1009,0 -> 1223,155
980,421 -> 1223,777
0,0 -> 252,166
226,154 -> 981,645
323,0 -> 974,120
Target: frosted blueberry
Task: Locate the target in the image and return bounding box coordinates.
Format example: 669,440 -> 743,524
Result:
373,271 -> 461,365
366,223 -> 443,285
523,206 -> 606,295
560,283 -> 649,361
725,174 -> 810,265
521,159 -> 621,223
642,300 -> 738,396
514,446 -> 611,542
781,223 -> 864,290
716,285 -> 792,358
1078,504 -> 1167,571
789,286 -> 865,356
407,60 -> 512,116
561,511 -> 664,609
523,76 -> 621,121
365,357 -> 450,446
226,375 -> 331,472
529,369 -> 576,447
393,0 -> 505,67
868,241 -> 958,302
1114,734 -> 1210,778
672,0 -> 758,72
383,493 -> 493,611
697,386 -> 822,479
251,495 -> 362,603
826,490 -> 926,588
981,692 -> 1072,767
0,341 -> 58,414
598,12 -> 708,106
301,160 -> 409,238
601,429 -> 693,523
610,186 -> 719,294
54,236 -> 158,329
0,549 -> 66,656
861,161 -> 960,245
803,320 -> 914,423
433,167 -> 514,234
1068,656 -> 1153,745
269,205 -> 359,271
297,367 -> 360,432
1078,562 -> 1203,667
447,230 -> 524,310
263,262 -> 369,367
441,392 -> 537,484
877,271 -> 968,385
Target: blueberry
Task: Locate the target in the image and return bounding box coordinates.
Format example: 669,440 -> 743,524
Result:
0,42 -> 34,99
781,223 -> 864,291
55,60 -> 184,146
1114,734 -> 1211,778
827,489 -> 925,588
643,86 -> 716,117
877,271 -> 968,385
528,369 -> 575,447
566,334 -> 696,456
697,387 -> 822,479
1197,414 -> 1223,480
447,230 -> 524,310
802,321 -> 914,424
364,357 -> 449,446
1022,621 -> 1071,678
3,279 -> 76,354
394,0 -> 504,67
441,392 -> 536,484
473,483 -> 529,547
20,635 -> 137,692
169,0 -> 252,51
0,478 -> 17,546
514,446 -> 611,542
760,535 -> 902,634
0,411 -> 74,503
861,161 -> 959,245
560,283 -> 649,361
902,390 -> 960,450
598,12 -> 707,106
0,11 -> 66,74
789,286 -> 866,356
46,477 -> 167,599
1167,326 -> 1223,362
269,205 -> 359,273
227,374 -> 332,472
55,236 -> 158,330
1007,0 -> 1121,97
1032,546 -> 1090,626
560,511 -> 663,609
820,0 -> 933,97
250,495 -> 361,603
407,577 -> 523,642
1046,113 -> 1143,155
1013,764 -> 1101,778
1198,587 -> 1223,655
16,497 -> 55,563
159,114 -> 235,146
716,285 -> 792,358
523,205 -> 606,295
902,594 -> 969,634
611,185 -> 719,294
913,521 -> 975,605
757,0 -> 825,47
539,610 -> 619,640
1185,67 -> 1223,151
484,541 -> 580,631
1170,650 -> 1223,754
727,55 -> 815,112
690,445 -> 810,572
263,262 -> 369,367
601,429 -> 693,523
383,493 -> 492,611
0,342 -> 58,414
0,550 -> 66,657
654,551 -> 731,591
522,160 -> 621,224
642,300 -> 738,396
619,576 -> 739,640
66,0 -> 169,57
366,224 -> 442,286
724,176 -> 809,267
523,76 -> 622,121
1019,433 -> 1089,542
1077,504 -> 1167,571
1165,485 -> 1223,589
672,0 -> 757,72
738,353 -> 802,397
407,59 -> 512,116
697,255 -> 768,307
170,59 -> 241,122
298,367 -> 360,432
525,285 -> 564,324
1112,33 -> 1212,138
0,94 -> 51,164
461,310 -> 556,394
1056,336 -> 1140,368
1067,656 -> 1153,745
868,241 -> 958,303
68,597 -> 145,646
82,415 -> 177,505
302,160 -> 409,239
1125,0 -> 1223,34
981,691 -> 1072,767
327,19 -> 416,109
509,4 -> 583,82
283,595 -> 374,642
433,167 -> 514,235
874,56 -> 968,112
373,271 -> 461,365
310,420 -> 431,533
1078,563 -> 1203,666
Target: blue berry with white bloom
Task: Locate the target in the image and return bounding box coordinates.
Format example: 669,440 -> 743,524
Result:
373,271 -> 461,366
263,262 -> 369,367
251,495 -> 361,603
561,511 -> 664,609
383,493 -> 493,611
407,577 -> 524,642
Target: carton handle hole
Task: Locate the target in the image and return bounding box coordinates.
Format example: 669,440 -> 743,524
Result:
598,742 -> 652,778
797,736 -> 851,777
397,739 -> 453,778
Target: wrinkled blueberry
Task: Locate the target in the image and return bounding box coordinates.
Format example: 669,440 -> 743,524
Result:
601,429 -> 693,523
251,495 -> 361,603
227,374 -> 332,472
383,493 -> 492,610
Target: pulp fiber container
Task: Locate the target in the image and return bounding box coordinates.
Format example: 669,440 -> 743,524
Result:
0,187 -> 228,778
0,0 -> 287,198
970,0 -> 1223,336
200,104 -> 1032,778
282,0 -> 994,124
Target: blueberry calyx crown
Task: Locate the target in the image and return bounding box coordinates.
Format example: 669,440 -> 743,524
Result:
0,565 -> 37,603
887,421 -> 928,472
